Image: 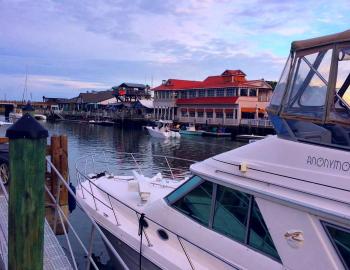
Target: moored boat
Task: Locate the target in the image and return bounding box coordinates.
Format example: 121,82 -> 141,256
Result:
235,134 -> 265,142
76,30 -> 350,270
179,124 -> 204,136
145,120 -> 181,139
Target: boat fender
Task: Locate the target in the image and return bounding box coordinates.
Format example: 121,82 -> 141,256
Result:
68,182 -> 77,213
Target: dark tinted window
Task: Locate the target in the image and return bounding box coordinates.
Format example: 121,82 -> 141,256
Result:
248,200 -> 280,260
324,222 -> 350,269
213,185 -> 250,243
171,179 -> 213,226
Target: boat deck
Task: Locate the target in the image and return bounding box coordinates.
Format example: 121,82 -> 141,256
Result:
0,195 -> 72,270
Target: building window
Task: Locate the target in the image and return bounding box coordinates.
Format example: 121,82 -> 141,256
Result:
216,112 -> 223,118
226,112 -> 234,119
180,91 -> 187,98
181,110 -> 187,117
169,177 -> 213,226
198,89 -> 206,97
206,112 -> 213,118
189,90 -> 196,98
207,89 -> 215,97
166,176 -> 281,261
216,89 -> 225,97
197,111 -> 204,118
227,88 -> 237,96
323,222 -> 350,269
189,111 -> 195,117
165,91 -> 170,99
249,89 -> 257,97
240,88 -> 248,96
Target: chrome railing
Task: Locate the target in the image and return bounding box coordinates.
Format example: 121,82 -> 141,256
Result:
75,152 -> 241,270
0,158 -> 130,270
46,157 -> 130,270
75,151 -> 195,182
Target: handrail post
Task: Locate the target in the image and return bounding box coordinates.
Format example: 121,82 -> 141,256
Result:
6,113 -> 48,270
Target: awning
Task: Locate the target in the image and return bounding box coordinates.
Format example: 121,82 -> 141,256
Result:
181,108 -> 187,112
197,108 -> 204,112
205,108 -> 213,112
241,107 -> 256,113
138,99 -> 154,109
188,108 -> 195,112
215,109 -> 223,113
241,107 -> 266,113
225,109 -> 234,113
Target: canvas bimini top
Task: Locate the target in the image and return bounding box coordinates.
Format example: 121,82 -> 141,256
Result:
267,29 -> 350,151
291,29 -> 350,52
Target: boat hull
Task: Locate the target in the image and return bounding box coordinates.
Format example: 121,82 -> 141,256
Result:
99,225 -> 162,270
179,130 -> 204,136
202,131 -> 231,137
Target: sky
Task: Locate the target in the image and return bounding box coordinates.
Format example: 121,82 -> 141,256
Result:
0,0 -> 349,100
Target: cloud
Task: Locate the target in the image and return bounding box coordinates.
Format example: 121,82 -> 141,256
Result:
0,0 -> 349,99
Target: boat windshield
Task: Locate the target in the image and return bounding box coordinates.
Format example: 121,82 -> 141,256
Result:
267,31 -> 350,151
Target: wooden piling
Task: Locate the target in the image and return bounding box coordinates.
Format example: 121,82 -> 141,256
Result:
47,135 -> 69,235
6,113 -> 48,270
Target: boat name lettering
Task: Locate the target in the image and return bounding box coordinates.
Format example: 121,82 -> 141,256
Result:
306,156 -> 350,172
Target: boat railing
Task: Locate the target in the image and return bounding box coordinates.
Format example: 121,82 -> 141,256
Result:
75,153 -> 241,270
75,151 -> 195,183
46,157 -> 130,270
0,157 -> 130,270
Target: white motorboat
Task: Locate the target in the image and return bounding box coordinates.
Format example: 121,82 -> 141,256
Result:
76,30 -> 350,270
0,121 -> 12,126
9,111 -> 22,123
146,120 -> 181,139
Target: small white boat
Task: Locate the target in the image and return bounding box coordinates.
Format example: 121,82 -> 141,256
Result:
0,121 -> 12,126
145,120 -> 180,139
9,111 -> 22,123
179,124 -> 204,136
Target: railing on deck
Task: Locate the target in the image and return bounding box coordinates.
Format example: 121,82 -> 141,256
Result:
0,158 -> 130,270
240,119 -> 272,128
75,152 -> 241,270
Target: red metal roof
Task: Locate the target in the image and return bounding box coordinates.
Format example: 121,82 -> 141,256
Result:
153,70 -> 271,91
176,97 -> 238,105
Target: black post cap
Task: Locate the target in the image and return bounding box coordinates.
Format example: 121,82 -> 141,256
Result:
6,113 -> 49,139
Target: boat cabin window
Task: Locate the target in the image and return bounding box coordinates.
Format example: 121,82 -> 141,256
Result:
213,185 -> 250,243
330,46 -> 350,125
166,176 -> 281,261
323,222 -> 350,269
167,176 -> 213,226
283,49 -> 332,119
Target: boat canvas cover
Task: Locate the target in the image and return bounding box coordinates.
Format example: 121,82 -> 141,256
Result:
292,29 -> 350,52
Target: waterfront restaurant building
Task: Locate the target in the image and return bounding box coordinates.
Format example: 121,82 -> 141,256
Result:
152,70 -> 273,126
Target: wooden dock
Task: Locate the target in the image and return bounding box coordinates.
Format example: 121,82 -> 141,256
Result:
0,195 -> 72,270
